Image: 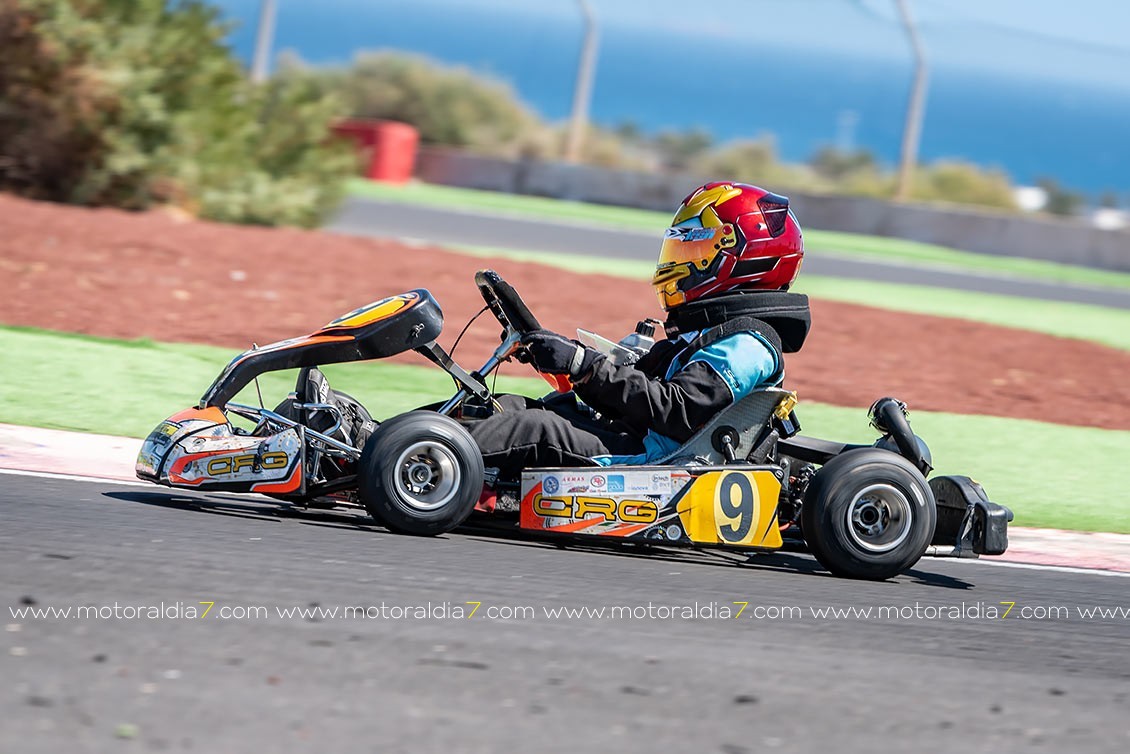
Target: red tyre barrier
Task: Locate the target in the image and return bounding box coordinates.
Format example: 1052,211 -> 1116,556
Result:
332,119 -> 419,183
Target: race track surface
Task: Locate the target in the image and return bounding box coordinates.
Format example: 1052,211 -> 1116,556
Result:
3,474 -> 1128,752
328,196 -> 1130,310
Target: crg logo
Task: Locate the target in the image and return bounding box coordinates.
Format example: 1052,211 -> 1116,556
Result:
531,494 -> 658,524
207,452 -> 288,476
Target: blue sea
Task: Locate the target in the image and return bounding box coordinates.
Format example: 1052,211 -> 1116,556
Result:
215,1 -> 1130,195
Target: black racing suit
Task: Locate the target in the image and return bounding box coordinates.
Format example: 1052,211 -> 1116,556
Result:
466,326 -> 781,480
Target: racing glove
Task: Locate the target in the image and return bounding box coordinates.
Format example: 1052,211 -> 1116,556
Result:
521,329 -> 602,378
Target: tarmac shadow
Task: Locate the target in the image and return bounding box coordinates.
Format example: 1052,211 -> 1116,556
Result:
455,521 -> 828,576
903,567 -> 975,590
457,526 -> 975,586
101,489 -> 381,533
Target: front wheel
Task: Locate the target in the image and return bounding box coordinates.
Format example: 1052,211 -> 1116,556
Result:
358,411 -> 484,536
801,448 -> 936,580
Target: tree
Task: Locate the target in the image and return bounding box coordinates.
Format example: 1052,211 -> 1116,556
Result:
1036,177 -> 1084,217
613,120 -> 643,143
283,52 -> 542,156
0,0 -> 354,226
809,146 -> 878,181
912,161 -> 1016,211
703,138 -> 779,184
654,129 -> 713,171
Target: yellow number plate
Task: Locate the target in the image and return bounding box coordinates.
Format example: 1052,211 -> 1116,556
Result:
676,470 -> 783,548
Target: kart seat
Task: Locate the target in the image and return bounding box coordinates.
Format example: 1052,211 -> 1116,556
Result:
272,367 -> 375,449
653,387 -> 795,465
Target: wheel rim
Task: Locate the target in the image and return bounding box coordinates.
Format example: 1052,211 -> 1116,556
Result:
844,483 -> 913,553
392,440 -> 460,511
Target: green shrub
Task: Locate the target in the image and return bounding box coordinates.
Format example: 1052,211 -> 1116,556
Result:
282,51 -> 544,157
1036,176 -> 1084,216
703,138 -> 824,192
653,128 -> 712,171
810,146 -> 878,181
703,138 -> 779,183
911,160 -> 1017,210
0,0 -> 354,226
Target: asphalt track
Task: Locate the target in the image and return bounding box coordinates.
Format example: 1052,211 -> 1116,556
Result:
328,196 -> 1130,309
4,473 -> 1128,752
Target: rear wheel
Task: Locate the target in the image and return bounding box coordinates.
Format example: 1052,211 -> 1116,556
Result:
358,411 -> 483,536
801,448 -> 936,580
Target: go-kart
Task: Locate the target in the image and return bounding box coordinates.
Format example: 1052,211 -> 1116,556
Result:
136,270 -> 1011,580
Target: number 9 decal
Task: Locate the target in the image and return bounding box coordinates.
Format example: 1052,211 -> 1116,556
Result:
717,473 -> 756,543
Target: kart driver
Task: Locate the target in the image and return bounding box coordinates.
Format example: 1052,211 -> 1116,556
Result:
468,182 -> 812,485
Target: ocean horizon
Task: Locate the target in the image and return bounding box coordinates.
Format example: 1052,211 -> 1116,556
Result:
216,1 -> 1130,196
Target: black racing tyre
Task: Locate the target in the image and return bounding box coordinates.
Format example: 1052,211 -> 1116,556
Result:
358,411 -> 484,536
801,448 -> 936,580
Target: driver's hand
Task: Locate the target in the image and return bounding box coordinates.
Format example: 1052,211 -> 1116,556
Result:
521,329 -> 601,378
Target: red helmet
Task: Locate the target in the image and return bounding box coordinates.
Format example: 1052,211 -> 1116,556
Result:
653,182 -> 804,310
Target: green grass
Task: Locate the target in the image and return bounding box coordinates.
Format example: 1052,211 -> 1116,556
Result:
794,277 -> 1130,352
349,178 -> 1130,292
2,325 -> 1127,534
0,326 -> 546,439
797,404 -> 1130,536
449,243 -> 1130,352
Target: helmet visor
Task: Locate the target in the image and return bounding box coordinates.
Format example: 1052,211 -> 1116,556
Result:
655,225 -> 738,276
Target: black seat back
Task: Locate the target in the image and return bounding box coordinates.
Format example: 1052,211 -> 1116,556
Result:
654,388 -> 794,465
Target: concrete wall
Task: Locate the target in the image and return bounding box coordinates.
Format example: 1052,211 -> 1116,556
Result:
415,147 -> 1130,272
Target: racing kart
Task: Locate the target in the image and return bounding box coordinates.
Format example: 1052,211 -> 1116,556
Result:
136,270 -> 1012,580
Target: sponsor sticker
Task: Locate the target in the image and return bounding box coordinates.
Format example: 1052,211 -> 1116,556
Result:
683,227 -> 715,242
664,226 -> 717,242
151,422 -> 179,446
590,474 -> 606,489
625,471 -> 672,494
542,475 -> 560,494
607,474 -> 625,493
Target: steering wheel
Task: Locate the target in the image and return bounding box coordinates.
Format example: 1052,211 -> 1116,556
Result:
474,269 -> 572,392
474,269 -> 541,335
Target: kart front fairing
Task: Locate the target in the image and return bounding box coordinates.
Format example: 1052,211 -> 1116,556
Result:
136,406 -> 305,495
